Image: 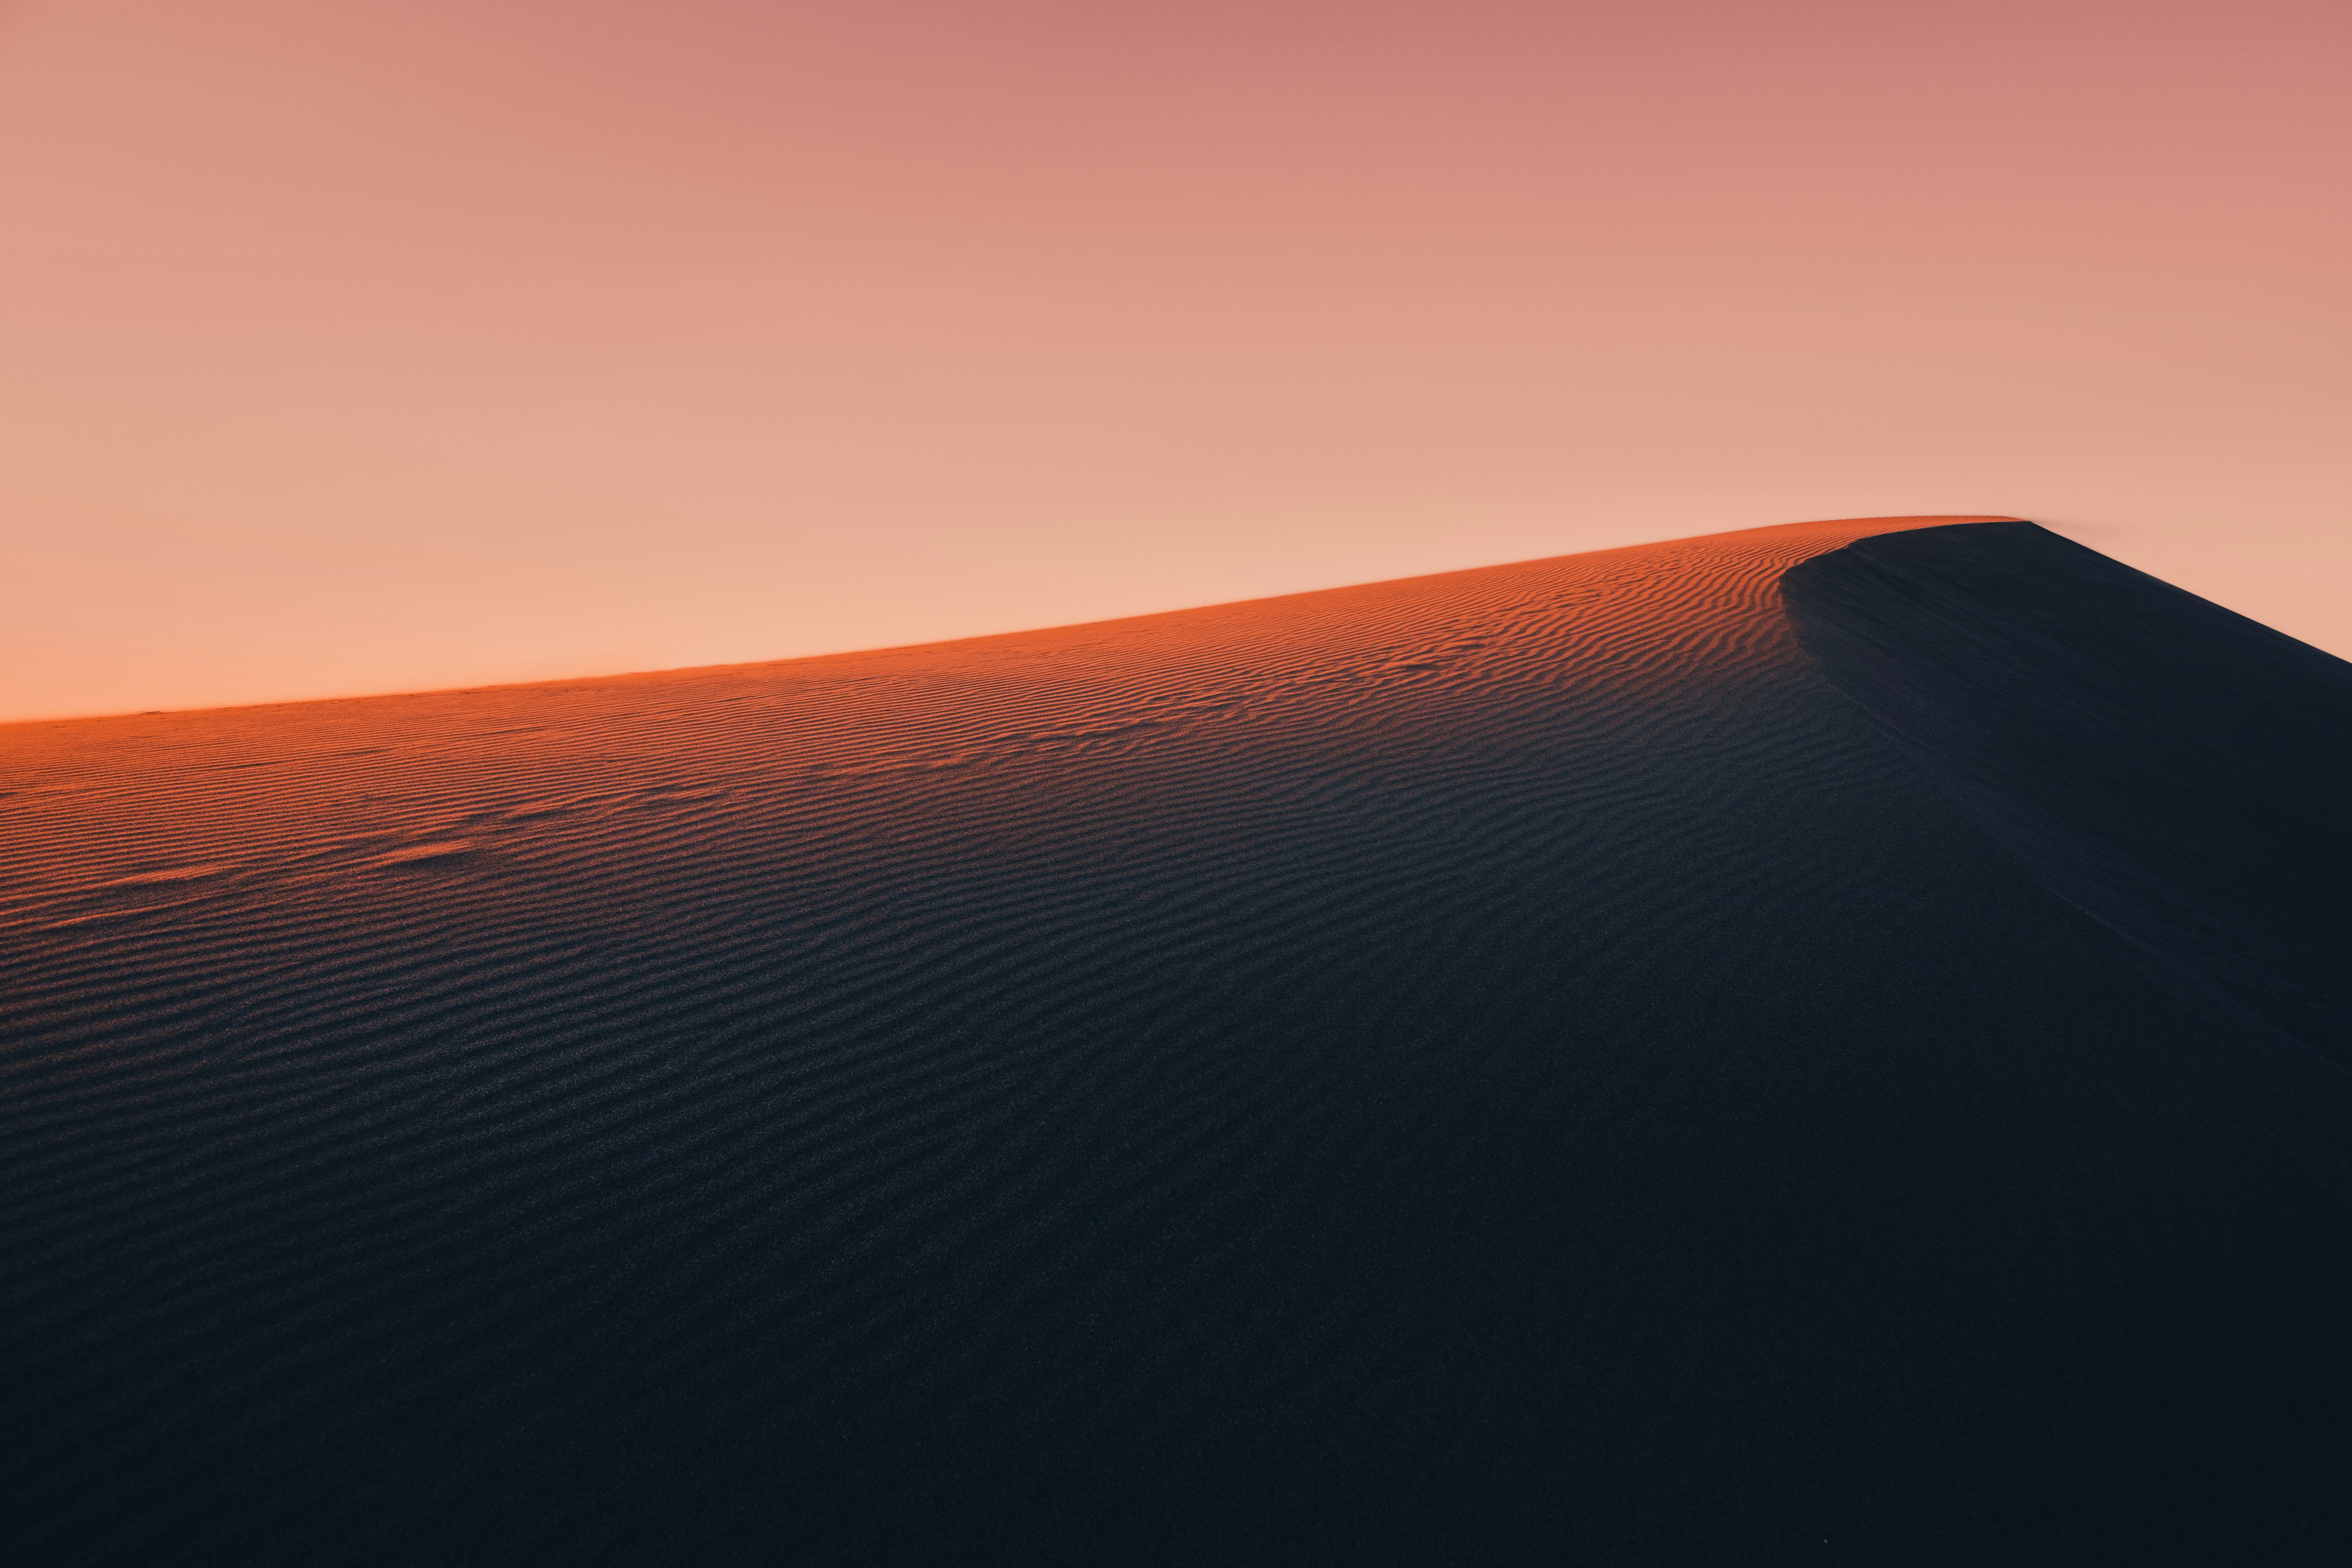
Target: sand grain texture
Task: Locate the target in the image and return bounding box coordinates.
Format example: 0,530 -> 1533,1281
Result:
6,516 -> 2352,1564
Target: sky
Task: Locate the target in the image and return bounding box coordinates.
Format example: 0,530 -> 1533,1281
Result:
3,0 -> 2347,721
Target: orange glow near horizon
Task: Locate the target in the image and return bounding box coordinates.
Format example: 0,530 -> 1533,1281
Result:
3,0 -> 2347,722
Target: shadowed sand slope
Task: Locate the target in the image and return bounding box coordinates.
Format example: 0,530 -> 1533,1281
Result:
1784,521 -> 2352,1068
6,516 -> 2352,1565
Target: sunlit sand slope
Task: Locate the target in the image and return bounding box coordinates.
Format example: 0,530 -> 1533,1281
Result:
6,516 -> 2350,1565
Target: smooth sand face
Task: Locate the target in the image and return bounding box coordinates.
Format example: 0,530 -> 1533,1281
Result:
1786,521 -> 2352,1069
7,515 -> 2351,1563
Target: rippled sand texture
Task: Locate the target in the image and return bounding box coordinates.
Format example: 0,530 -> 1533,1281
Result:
8,516 -> 2352,1565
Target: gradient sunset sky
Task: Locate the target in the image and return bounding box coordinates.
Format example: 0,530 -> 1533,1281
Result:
4,0 -> 2346,721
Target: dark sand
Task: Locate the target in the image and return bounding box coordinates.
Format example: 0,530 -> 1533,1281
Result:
1784,521 -> 2352,1068
6,516 -> 2351,1563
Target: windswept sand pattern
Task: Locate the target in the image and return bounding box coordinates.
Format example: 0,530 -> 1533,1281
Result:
7,516 -> 2352,1565
0,518 -> 1974,932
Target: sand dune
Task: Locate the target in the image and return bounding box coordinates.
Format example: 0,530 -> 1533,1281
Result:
6,516 -> 2351,1564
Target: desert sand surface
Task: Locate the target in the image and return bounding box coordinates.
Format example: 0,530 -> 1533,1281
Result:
6,516 -> 2351,1563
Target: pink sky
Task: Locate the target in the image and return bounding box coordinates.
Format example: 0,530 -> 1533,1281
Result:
3,0 -> 2347,721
